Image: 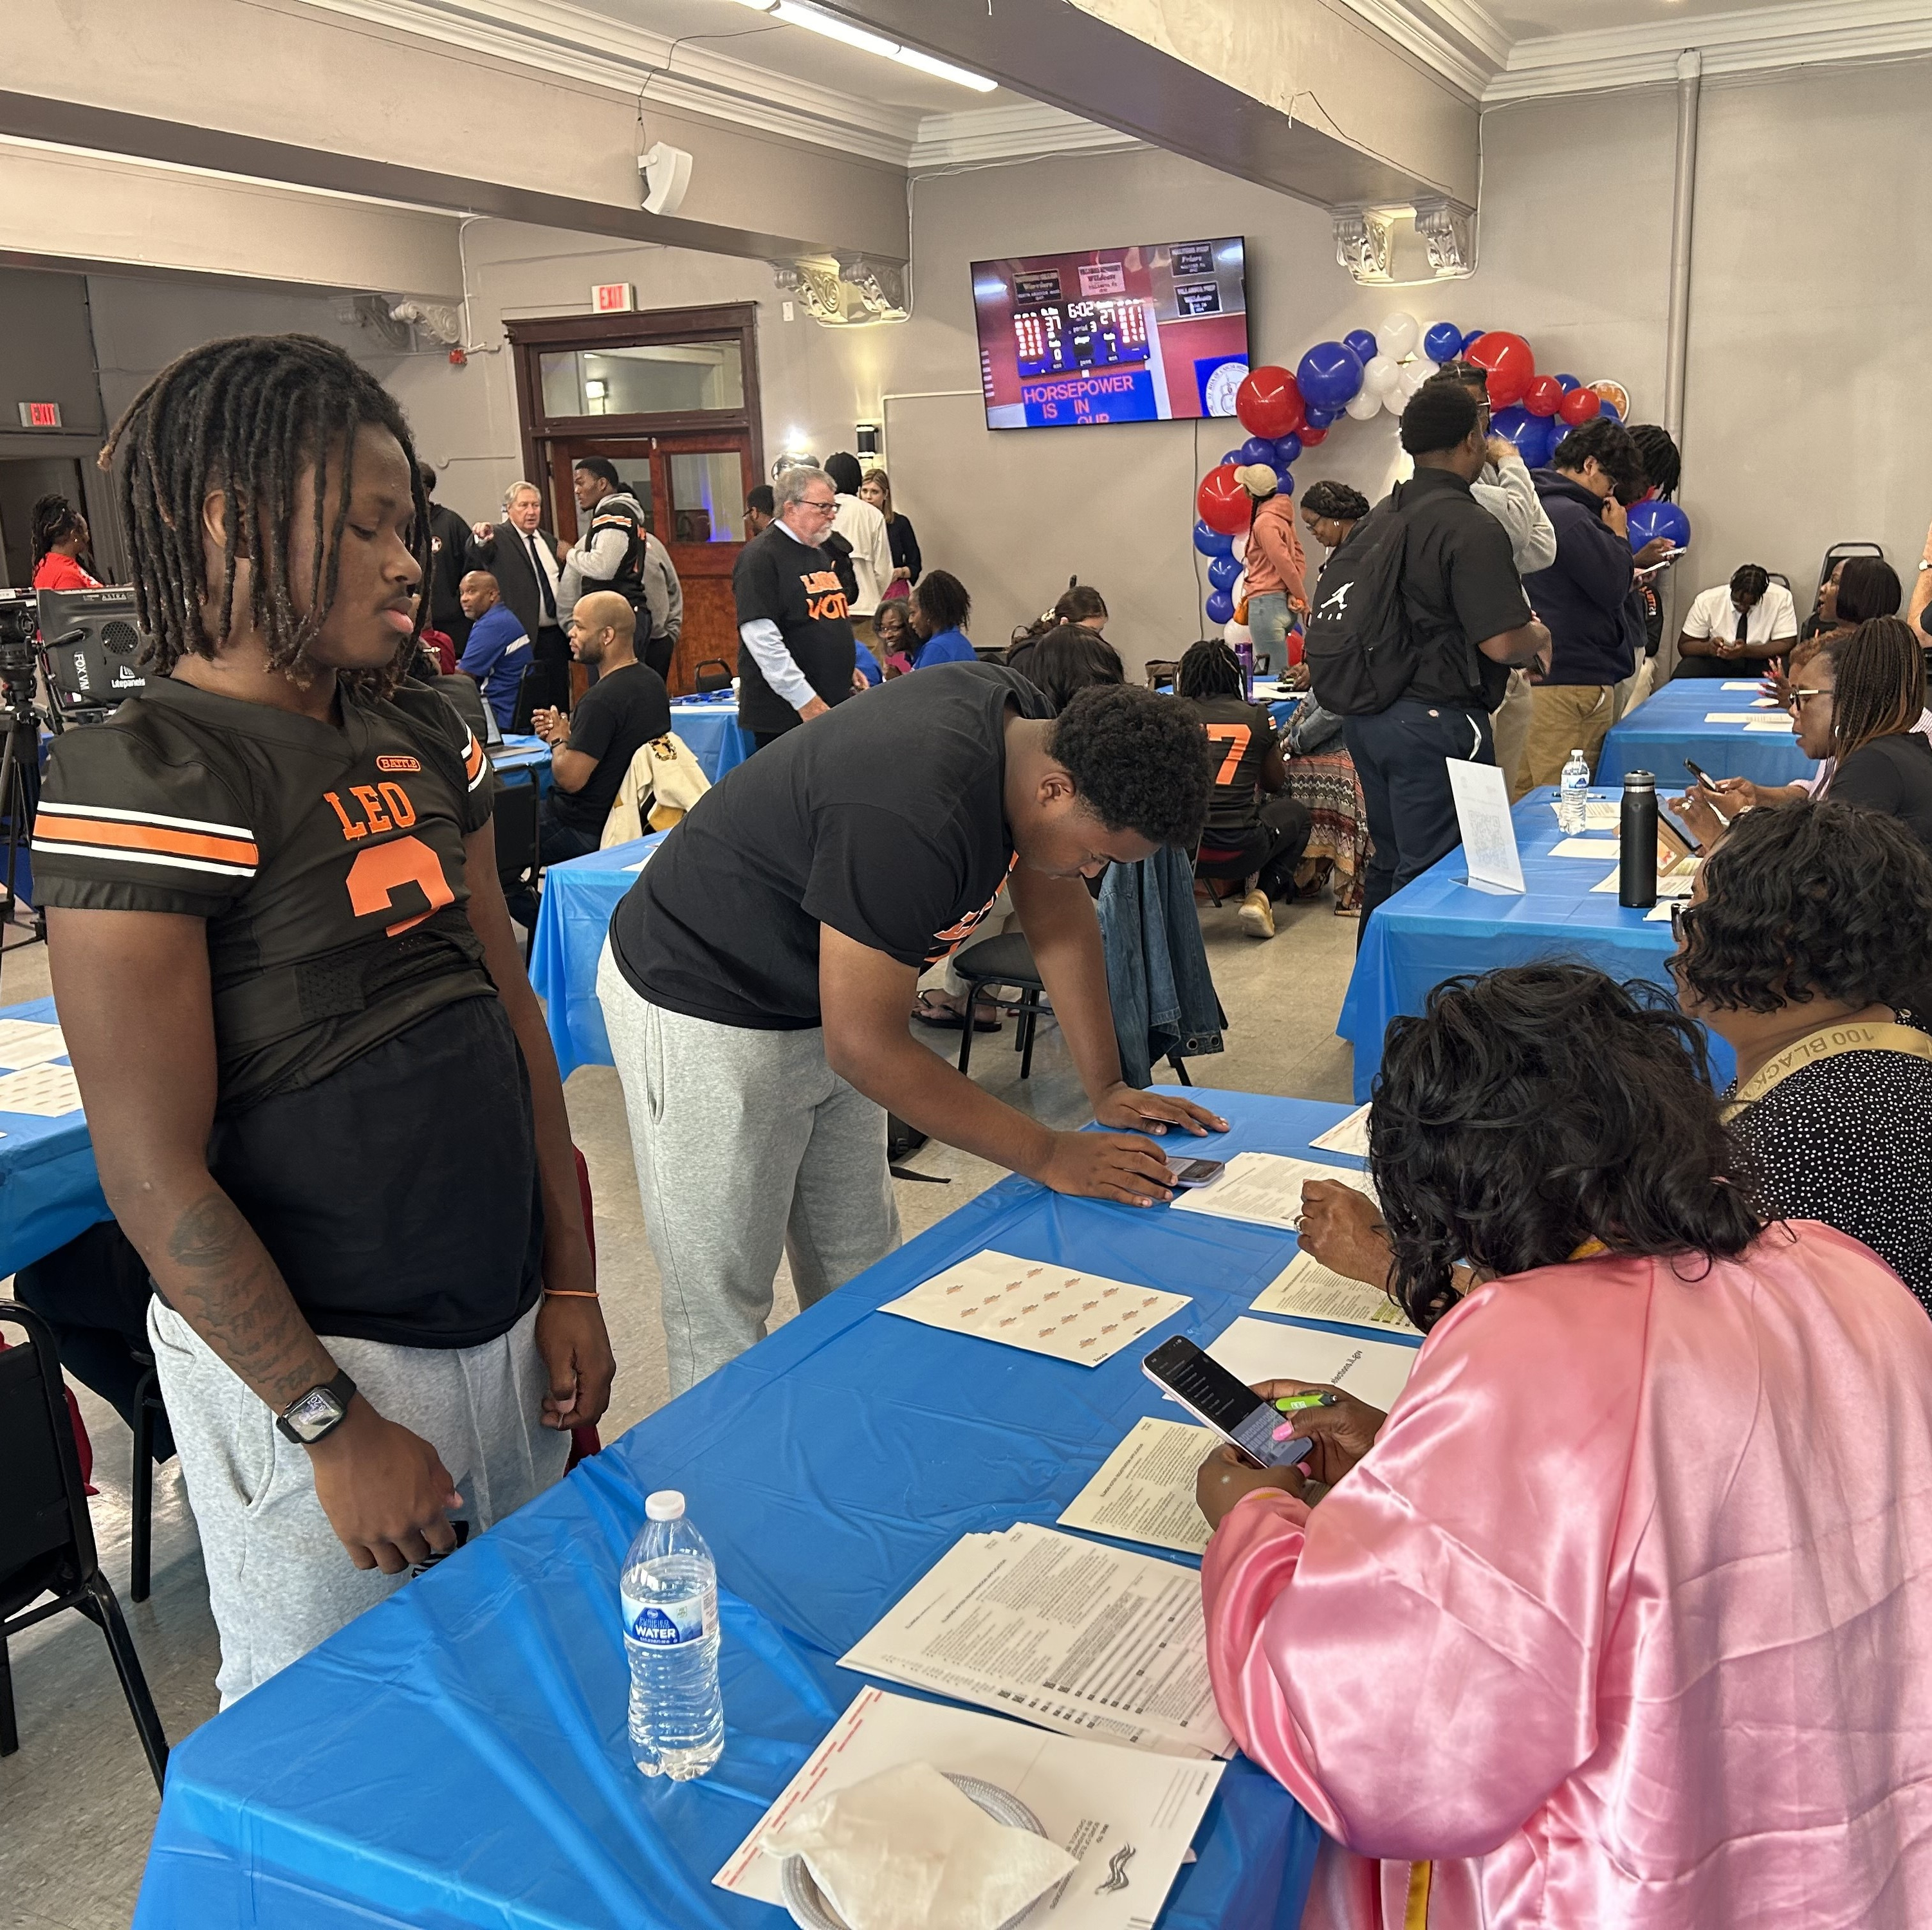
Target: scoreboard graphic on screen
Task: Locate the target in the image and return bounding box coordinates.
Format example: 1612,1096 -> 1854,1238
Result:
971,238 -> 1249,430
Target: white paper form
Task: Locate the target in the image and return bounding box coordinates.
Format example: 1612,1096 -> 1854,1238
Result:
1743,717 -> 1796,731
0,1064 -> 82,1116
715,1687 -> 1224,1930
1703,712 -> 1772,724
1547,799 -> 1621,832
838,1523 -> 1233,1760
1057,1419 -> 1217,1557
1550,836 -> 1621,859
1591,865 -> 1697,897
879,1252 -> 1188,1366
1170,1151 -> 1374,1235
1201,1316 -> 1418,1412
1251,1250 -> 1419,1334
0,1020 -> 68,1070
1720,681 -> 1766,690
1446,759 -> 1523,894
1310,1101 -> 1371,1158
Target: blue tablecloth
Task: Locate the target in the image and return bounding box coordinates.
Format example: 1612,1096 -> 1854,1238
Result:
670,697 -> 754,786
529,835 -> 667,1079
490,733 -> 553,795
1338,789 -> 1736,1102
136,1087 -> 1364,1930
1597,677 -> 1811,789
0,994 -> 109,1277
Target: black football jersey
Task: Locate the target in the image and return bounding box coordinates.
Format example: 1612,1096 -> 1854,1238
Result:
35,674 -> 498,1111
1190,694 -> 1282,841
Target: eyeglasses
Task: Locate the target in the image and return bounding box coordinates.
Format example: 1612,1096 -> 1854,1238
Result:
1788,687 -> 1831,708
799,495 -> 837,513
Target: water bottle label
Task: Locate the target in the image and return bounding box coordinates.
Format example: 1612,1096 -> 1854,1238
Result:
623,1590 -> 708,1647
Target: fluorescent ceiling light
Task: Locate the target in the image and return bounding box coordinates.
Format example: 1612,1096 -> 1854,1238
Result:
737,0 -> 996,90
774,0 -> 898,57
890,44 -> 998,92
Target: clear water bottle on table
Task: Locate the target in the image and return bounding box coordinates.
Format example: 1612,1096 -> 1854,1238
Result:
622,1489 -> 724,1780
1557,748 -> 1591,835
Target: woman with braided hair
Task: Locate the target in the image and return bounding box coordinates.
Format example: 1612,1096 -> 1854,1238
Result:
33,334 -> 611,1705
28,492 -> 102,590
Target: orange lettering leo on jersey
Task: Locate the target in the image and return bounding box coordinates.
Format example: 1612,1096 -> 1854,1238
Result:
324,791 -> 367,841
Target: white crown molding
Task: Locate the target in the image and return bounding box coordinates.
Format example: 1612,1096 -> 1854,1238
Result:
1486,0 -> 1932,102
1334,0 -> 1504,98
908,102 -> 1141,169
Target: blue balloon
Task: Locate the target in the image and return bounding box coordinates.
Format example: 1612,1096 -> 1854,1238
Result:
1205,589 -> 1235,625
1193,519 -> 1235,558
1273,432 -> 1303,467
1598,399 -> 1622,422
1238,436 -> 1276,466
1491,405 -> 1554,470
1626,499 -> 1691,553
1207,552 -> 1242,591
1554,373 -> 1581,392
1343,328 -> 1379,364
1273,466 -> 1295,495
1423,321 -> 1464,364
1296,340 -> 1365,409
1220,448 -> 1244,468
1304,403 -> 1339,429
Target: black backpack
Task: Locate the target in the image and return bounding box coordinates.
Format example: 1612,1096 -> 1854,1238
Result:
1302,490 -> 1426,716
584,495 -> 652,627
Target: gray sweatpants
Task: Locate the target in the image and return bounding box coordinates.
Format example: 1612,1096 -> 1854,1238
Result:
597,941 -> 900,1393
147,1297 -> 567,1707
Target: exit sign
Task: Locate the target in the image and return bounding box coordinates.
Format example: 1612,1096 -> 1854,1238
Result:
17,401 -> 62,428
592,282 -> 636,313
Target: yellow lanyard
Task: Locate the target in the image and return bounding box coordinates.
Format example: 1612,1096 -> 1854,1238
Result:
1721,1019 -> 1932,1121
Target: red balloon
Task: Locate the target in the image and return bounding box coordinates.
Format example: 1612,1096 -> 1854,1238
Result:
1196,464 -> 1252,536
1298,424 -> 1329,447
1467,329 -> 1534,409
1235,365 -> 1305,440
1523,374 -> 1563,419
1558,385 -> 1602,425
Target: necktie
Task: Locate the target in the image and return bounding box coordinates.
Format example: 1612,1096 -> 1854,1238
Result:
528,531 -> 557,623
1736,608 -> 1749,650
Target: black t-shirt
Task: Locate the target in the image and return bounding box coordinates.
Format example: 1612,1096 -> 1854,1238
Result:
1828,733 -> 1932,857
1397,468 -> 1531,710
1190,694 -> 1279,840
733,523 -> 858,736
611,663 -> 1051,1028
548,661 -> 671,832
1730,1046 -> 1932,1312
33,673 -> 542,1347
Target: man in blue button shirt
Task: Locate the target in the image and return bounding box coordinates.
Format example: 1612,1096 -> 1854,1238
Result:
457,571 -> 532,731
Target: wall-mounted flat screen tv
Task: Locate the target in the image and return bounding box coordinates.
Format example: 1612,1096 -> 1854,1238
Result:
971,237 -> 1248,430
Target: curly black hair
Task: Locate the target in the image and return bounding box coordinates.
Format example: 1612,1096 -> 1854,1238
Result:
100,333 -> 428,694
1627,423 -> 1681,499
1671,798 -> 1932,1015
1550,417 -> 1647,499
912,568 -> 971,638
1370,964 -> 1763,1328
1050,683 -> 1212,847
1401,376 -> 1480,457
29,493 -> 86,572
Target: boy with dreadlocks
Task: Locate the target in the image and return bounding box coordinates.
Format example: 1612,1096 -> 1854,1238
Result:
33,334 -> 612,1705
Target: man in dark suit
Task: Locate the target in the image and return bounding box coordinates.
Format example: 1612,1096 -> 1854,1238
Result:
420,463 -> 474,652
469,480 -> 571,712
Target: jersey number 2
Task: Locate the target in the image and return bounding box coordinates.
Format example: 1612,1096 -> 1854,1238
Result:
345,835 -> 455,935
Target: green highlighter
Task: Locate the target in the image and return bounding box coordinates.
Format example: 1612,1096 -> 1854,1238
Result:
1273,1392 -> 1339,1413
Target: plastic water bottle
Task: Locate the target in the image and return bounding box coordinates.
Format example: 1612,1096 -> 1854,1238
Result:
1234,635 -> 1256,701
621,1490 -> 724,1780
1557,749 -> 1591,834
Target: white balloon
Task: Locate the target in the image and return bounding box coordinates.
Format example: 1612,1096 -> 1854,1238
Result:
1345,387 -> 1382,421
1363,354 -> 1400,397
1401,356 -> 1440,395
1231,529 -> 1249,562
1224,618 -> 1253,648
1380,311 -> 1421,360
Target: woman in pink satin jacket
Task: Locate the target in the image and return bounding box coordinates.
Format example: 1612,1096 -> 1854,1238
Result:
1199,963 -> 1932,1929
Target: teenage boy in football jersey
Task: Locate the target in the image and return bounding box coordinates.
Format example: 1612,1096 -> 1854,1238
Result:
34,335 -> 613,1705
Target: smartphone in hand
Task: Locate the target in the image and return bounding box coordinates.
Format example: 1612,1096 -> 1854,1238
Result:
1143,1337 -> 1312,1470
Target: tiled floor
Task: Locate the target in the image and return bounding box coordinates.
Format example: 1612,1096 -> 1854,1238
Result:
0,890 -> 1361,1929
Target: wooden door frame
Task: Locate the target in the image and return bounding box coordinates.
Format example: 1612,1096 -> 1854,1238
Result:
505,302 -> 764,502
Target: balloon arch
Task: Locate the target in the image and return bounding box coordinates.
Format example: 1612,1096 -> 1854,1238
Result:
1191,315 -> 1690,630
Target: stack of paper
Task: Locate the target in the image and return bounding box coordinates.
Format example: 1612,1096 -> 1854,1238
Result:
0,1063 -> 81,1117
1057,1418 -> 1217,1556
879,1252 -> 1188,1366
840,1523 -> 1233,1759
1199,1316 -> 1419,1411
1546,799 -> 1622,832
1550,836 -> 1621,859
714,1687 -> 1224,1929
0,1020 -> 68,1069
1310,1101 -> 1372,1159
1252,1250 -> 1419,1334
1170,1151 -> 1374,1233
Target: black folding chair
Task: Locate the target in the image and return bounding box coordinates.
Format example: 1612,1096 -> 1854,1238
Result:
493,777 -> 542,961
0,1300 -> 169,1791
509,665 -> 542,737
952,933 -> 1047,1083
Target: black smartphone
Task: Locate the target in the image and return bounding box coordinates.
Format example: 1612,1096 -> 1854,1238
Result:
1142,1336 -> 1312,1470
1683,758 -> 1722,793
1168,1157 -> 1225,1190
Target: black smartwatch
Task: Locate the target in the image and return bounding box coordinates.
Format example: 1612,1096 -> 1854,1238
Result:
276,1369 -> 358,1445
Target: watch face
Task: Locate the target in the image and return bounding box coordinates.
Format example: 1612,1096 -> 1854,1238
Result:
284,1387 -> 347,1440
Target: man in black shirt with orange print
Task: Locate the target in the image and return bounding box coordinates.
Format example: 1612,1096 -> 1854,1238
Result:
35,335 -> 612,1707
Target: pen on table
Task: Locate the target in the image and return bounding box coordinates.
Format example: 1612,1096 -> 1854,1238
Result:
1273,1392 -> 1339,1413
